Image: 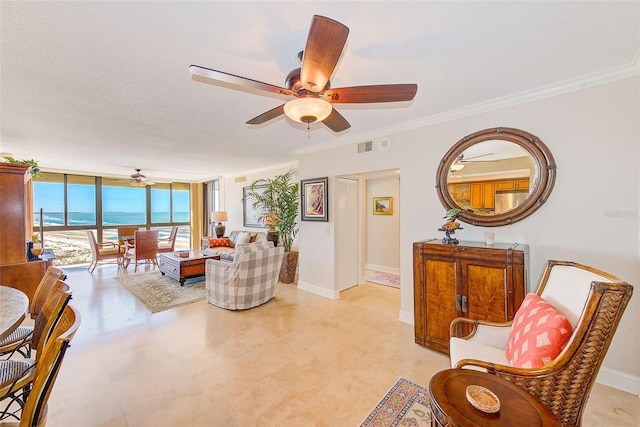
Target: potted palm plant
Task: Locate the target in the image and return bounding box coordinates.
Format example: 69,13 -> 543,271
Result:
246,168 -> 299,283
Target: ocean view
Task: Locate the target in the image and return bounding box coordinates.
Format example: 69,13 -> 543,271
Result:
37,211 -> 189,226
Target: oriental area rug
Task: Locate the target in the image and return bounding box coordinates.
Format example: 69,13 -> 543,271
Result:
360,378 -> 431,427
365,272 -> 401,289
115,271 -> 206,313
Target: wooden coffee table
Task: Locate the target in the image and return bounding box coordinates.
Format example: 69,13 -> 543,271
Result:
158,250 -> 220,285
429,369 -> 560,426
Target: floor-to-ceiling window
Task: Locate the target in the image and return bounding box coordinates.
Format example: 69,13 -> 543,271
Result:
33,172 -> 190,266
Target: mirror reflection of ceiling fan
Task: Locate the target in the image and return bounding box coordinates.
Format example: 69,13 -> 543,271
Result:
450,153 -> 496,172
189,15 -> 418,132
129,169 -> 154,187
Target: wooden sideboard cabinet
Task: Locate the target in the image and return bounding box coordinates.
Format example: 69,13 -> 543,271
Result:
413,239 -> 529,355
0,163 -> 53,302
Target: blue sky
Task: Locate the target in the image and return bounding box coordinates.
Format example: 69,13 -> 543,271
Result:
34,182 -> 189,213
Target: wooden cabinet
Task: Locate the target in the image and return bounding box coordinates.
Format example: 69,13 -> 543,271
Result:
413,239 -> 529,355
452,178 -> 529,210
470,182 -> 495,209
516,179 -> 529,190
0,163 -> 51,301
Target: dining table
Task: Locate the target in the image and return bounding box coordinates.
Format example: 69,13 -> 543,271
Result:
0,285 -> 29,341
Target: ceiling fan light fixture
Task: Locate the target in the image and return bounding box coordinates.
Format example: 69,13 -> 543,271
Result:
450,163 -> 465,172
284,97 -> 332,124
130,180 -> 147,187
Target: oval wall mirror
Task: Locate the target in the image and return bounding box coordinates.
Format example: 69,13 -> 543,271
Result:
436,127 -> 556,227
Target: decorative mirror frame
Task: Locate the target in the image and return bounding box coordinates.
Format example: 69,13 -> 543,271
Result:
436,127 -> 556,227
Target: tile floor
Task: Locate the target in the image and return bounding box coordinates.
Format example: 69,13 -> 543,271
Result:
39,265 -> 638,426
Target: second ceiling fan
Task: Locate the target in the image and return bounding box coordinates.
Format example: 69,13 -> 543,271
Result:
189,15 -> 418,132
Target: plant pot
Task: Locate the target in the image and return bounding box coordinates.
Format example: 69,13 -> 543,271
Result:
279,251 -> 298,284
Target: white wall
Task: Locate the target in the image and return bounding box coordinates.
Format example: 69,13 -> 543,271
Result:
297,76 -> 639,394
366,176 -> 400,274
219,162 -> 298,242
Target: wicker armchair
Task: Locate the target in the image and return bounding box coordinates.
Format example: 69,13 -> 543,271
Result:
157,226 -> 179,254
117,226 -> 139,249
86,231 -> 123,273
449,260 -> 633,427
123,230 -> 159,272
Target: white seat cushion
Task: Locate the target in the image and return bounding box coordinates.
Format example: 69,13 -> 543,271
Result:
450,336 -> 511,371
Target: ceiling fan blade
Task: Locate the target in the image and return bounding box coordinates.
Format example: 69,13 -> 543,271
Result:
323,84 -> 418,103
300,16 -> 349,93
246,105 -> 286,125
460,153 -> 495,162
189,65 -> 294,96
322,108 -> 350,132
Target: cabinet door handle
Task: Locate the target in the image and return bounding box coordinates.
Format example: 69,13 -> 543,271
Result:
462,296 -> 468,313
455,294 -> 462,311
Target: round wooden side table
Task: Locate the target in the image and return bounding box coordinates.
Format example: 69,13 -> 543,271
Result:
429,369 -> 560,427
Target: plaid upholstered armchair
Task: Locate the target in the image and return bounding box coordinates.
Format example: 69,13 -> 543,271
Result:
205,242 -> 284,310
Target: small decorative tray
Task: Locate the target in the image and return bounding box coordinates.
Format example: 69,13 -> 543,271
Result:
466,385 -> 500,413
175,251 -> 190,258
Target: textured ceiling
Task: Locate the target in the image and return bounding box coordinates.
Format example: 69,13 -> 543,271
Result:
1,1 -> 638,182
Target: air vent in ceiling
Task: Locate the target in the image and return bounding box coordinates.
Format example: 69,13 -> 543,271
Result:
357,141 -> 373,153
234,176 -> 246,183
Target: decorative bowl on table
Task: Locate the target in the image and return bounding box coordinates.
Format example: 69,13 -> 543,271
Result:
466,385 -> 500,413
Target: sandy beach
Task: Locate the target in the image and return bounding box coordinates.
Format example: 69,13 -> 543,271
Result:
42,230 -> 190,267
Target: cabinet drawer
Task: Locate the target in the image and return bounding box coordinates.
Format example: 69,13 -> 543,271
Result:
516,179 -> 529,190
496,181 -> 516,190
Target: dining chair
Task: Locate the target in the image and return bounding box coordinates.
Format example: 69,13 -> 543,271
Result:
29,267 -> 67,320
86,230 -> 123,273
0,305 -> 81,425
0,280 -> 71,360
123,230 -> 159,272
449,260 -> 633,427
157,226 -> 179,254
117,226 -> 139,250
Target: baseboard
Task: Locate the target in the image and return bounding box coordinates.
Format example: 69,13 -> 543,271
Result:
596,367 -> 640,396
399,309 -> 413,325
297,280 -> 340,300
365,263 -> 400,275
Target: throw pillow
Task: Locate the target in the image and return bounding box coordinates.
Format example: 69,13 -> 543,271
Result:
505,292 -> 573,368
235,232 -> 252,244
208,238 -> 229,248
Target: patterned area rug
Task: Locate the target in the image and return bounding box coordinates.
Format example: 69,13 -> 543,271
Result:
115,271 -> 205,313
365,272 -> 401,289
360,378 -> 431,427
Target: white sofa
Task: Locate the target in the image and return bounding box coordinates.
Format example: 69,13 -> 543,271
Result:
201,230 -> 267,261
205,241 -> 284,310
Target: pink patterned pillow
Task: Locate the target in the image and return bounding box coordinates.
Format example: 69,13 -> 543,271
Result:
505,293 -> 573,368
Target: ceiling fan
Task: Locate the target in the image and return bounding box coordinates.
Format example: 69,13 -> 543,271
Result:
189,15 -> 418,132
129,169 -> 154,187
450,153 -> 496,172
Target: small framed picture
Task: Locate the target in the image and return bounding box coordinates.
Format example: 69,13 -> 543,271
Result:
301,177 -> 328,222
373,197 -> 393,215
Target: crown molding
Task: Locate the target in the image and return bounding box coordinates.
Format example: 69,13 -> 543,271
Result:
296,62 -> 640,156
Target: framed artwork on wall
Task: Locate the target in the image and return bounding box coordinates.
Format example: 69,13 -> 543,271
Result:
243,185 -> 268,227
301,177 -> 328,222
373,197 -> 393,215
